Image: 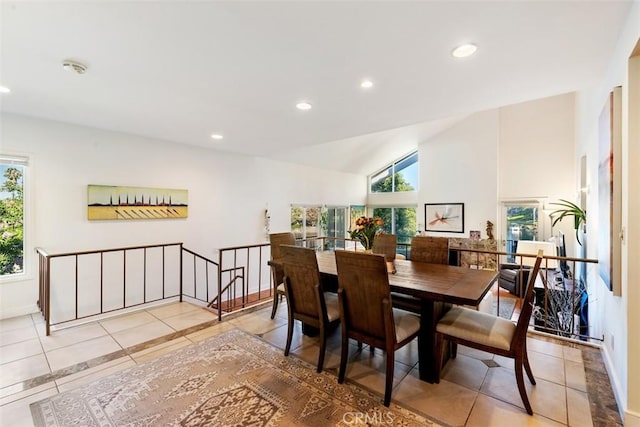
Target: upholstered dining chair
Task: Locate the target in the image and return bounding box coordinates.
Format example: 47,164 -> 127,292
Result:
410,235 -> 450,264
334,250 -> 421,407
269,232 -> 296,319
433,250 -> 544,415
280,245 -> 340,373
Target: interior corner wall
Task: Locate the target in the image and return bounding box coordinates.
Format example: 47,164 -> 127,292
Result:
418,109 -> 499,237
498,92 -> 576,200
575,1 -> 640,423
0,113 -> 366,319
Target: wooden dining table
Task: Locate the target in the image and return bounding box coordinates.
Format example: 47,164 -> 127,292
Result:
313,251 -> 498,383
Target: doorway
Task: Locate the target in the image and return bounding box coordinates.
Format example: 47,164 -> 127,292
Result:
501,202 -> 541,262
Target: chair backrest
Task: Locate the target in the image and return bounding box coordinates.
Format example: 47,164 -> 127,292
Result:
270,232 -> 296,260
334,251 -> 393,342
269,232 -> 296,284
513,250 -> 544,345
410,236 -> 449,264
280,245 -> 324,319
372,234 -> 398,261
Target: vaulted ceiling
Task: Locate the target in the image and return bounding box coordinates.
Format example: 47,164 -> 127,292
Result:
0,1 -> 633,174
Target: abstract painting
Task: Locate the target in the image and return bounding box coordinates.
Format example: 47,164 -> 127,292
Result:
425,203 -> 464,233
88,185 -> 188,220
597,86 -> 622,294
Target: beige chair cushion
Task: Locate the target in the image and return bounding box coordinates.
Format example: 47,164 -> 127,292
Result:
436,306 -> 516,351
276,282 -> 285,294
395,254 -> 406,260
324,293 -> 341,322
392,308 -> 420,343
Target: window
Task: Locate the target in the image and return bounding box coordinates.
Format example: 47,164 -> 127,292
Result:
349,205 -> 365,230
370,152 -> 418,193
290,205 -> 321,241
502,202 -> 540,263
324,206 -> 347,250
0,156 -> 27,277
372,206 -> 417,245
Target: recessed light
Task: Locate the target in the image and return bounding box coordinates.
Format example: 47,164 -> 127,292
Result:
360,79 -> 374,89
0,86 -> 10,93
62,59 -> 88,74
451,43 -> 477,58
210,134 -> 224,140
296,101 -> 312,110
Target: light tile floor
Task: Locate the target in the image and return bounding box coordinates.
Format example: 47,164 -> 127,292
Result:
0,300 -> 619,426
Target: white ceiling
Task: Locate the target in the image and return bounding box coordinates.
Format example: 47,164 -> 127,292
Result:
0,1 -> 633,175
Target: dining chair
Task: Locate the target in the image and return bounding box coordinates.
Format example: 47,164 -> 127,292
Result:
280,245 -> 340,373
372,233 -> 398,261
334,250 -> 421,407
410,236 -> 450,264
372,234 -> 422,313
433,249 -> 544,415
269,232 -> 296,319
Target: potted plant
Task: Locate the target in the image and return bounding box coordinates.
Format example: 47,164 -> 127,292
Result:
549,199 -> 587,245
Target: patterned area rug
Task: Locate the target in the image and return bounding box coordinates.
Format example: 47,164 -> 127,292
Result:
31,329 -> 441,426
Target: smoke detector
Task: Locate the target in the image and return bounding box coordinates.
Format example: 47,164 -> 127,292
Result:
62,59 -> 88,74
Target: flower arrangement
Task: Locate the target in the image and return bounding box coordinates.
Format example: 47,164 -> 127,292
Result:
348,216 -> 384,250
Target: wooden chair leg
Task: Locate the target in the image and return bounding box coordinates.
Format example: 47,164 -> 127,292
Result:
317,326 -> 326,373
523,345 -> 536,384
270,292 -> 280,319
514,354 -> 533,415
284,317 -> 294,357
338,331 -> 349,383
434,333 -> 445,384
450,340 -> 458,359
384,351 -> 394,407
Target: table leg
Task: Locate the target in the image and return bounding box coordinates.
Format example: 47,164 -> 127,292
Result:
418,300 -> 451,382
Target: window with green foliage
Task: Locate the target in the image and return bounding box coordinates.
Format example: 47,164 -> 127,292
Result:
349,205 -> 365,231
370,152 -> 418,193
372,207 -> 417,245
0,159 -> 25,276
504,204 -> 539,262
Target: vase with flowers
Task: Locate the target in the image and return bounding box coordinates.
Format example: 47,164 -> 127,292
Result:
348,216 -> 384,251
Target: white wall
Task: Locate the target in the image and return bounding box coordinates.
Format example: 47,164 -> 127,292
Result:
575,1 -> 640,423
499,93 -> 576,200
0,113 -> 366,319
418,94 -> 576,244
418,109 -> 499,237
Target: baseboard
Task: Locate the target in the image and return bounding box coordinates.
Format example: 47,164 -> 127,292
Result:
625,409 -> 640,427
0,303 -> 39,320
601,343 -> 627,422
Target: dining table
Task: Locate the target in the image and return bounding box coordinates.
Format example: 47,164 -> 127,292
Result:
313,250 -> 499,383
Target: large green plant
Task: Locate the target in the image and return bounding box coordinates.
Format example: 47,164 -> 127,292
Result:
549,199 -> 587,245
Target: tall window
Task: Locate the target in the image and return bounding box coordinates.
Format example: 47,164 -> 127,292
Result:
372,206 -> 417,245
325,206 -> 347,249
0,157 -> 26,277
370,152 -> 418,193
290,205 -> 321,240
502,203 -> 540,262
